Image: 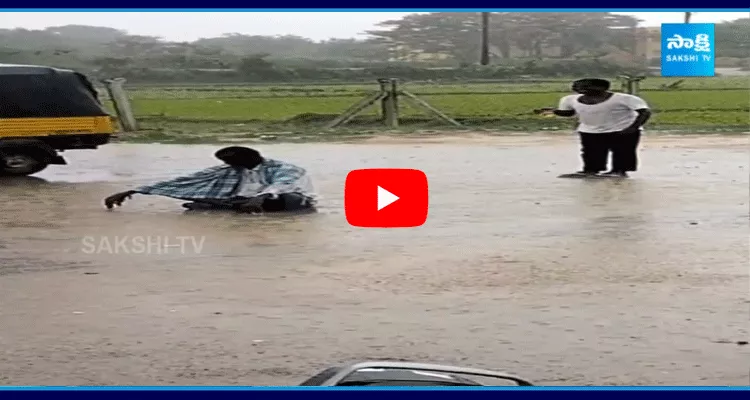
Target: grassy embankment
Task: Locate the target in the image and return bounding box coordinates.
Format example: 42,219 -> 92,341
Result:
104,77 -> 750,143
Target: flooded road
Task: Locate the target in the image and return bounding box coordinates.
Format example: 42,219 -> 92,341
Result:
0,135 -> 747,386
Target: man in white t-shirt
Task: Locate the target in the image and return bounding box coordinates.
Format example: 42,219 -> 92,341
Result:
540,78 -> 652,177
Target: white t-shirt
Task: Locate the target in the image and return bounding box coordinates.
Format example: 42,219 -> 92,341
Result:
558,92 -> 649,134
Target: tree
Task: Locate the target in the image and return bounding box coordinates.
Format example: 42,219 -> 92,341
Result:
480,13 -> 490,65
366,13 -> 483,63
44,25 -> 127,44
490,13 -> 640,58
194,34 -> 315,57
365,12 -> 641,63
236,53 -> 287,80
92,56 -> 132,76
316,38 -> 390,61
715,18 -> 750,58
107,35 -> 163,58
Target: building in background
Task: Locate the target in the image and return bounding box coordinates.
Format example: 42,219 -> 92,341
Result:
635,26 -> 661,61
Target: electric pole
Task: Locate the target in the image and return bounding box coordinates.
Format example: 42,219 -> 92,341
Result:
480,12 -> 490,65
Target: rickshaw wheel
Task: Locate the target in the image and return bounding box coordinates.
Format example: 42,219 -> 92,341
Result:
0,151 -> 49,176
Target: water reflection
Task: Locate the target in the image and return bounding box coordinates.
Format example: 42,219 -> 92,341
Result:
565,178 -> 656,244
0,176 -> 49,186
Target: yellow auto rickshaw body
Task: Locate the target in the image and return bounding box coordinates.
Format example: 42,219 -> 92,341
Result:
0,64 -> 117,176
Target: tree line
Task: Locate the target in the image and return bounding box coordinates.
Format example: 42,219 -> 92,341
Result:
0,14 -> 746,83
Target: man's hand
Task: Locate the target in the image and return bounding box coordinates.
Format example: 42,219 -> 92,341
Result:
620,123 -> 644,135
104,190 -> 136,209
235,194 -> 272,213
621,109 -> 651,134
534,107 -> 574,117
534,107 -> 555,115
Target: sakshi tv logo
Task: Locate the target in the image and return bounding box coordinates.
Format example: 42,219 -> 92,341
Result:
660,23 -> 715,77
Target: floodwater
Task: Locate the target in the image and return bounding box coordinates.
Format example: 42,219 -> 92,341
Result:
0,135 -> 747,386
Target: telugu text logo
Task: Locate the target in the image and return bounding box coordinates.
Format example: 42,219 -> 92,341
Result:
665,33 -> 711,52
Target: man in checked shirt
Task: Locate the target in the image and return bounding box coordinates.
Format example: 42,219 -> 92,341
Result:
104,146 -> 317,213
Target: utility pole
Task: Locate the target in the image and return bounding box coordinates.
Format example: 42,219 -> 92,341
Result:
480,12 -> 490,65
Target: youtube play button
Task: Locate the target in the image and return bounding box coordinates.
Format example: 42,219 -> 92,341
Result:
345,169 -> 429,228
377,186 -> 399,211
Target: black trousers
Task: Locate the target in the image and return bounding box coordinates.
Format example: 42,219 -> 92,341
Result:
183,193 -> 315,213
258,193 -> 313,212
579,130 -> 641,173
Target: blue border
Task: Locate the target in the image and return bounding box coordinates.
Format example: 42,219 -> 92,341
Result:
2,386 -> 750,390
1,386 -> 749,400
4,7 -> 750,9
1,387 -> 750,400
2,6 -> 749,10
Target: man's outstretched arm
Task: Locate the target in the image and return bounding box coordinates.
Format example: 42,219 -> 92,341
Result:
552,109 -> 576,117
103,165 -> 238,210
104,190 -> 138,209
535,95 -> 576,117
553,95 -> 577,116
534,107 -> 576,117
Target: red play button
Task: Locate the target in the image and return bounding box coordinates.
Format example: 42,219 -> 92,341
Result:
344,169 -> 429,228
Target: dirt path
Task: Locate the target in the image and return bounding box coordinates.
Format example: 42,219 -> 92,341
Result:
0,135 -> 747,386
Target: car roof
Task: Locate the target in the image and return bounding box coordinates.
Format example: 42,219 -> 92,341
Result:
0,64 -> 74,75
341,369 -> 481,385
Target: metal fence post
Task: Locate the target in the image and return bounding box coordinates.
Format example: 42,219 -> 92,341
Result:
103,78 -> 138,132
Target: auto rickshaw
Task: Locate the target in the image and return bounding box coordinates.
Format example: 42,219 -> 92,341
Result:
0,64 -> 117,176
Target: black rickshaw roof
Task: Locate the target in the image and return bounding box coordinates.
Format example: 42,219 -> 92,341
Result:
0,63 -> 76,75
0,64 -> 111,118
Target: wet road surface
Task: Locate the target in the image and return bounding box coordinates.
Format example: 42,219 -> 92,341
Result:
0,135 -> 747,385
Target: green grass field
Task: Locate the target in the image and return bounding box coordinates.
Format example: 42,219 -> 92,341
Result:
106,77 -> 750,140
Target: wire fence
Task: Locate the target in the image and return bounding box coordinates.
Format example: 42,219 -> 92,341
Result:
97,78 -> 750,130
97,77 -> 750,100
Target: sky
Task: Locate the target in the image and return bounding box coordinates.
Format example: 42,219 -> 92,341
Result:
0,12 -> 746,42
